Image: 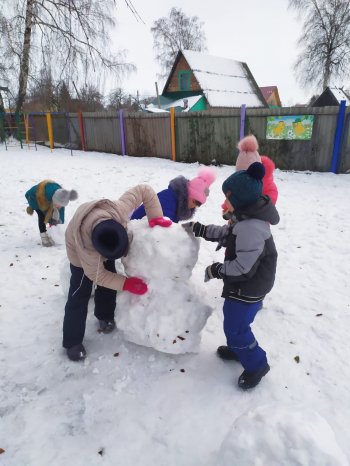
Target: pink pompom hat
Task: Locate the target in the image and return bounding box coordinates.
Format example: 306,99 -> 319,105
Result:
235,135 -> 261,171
187,167 -> 217,205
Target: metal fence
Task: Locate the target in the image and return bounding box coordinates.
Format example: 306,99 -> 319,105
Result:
6,107 -> 350,173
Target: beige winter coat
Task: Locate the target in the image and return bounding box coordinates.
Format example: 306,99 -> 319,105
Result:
65,184 -> 163,291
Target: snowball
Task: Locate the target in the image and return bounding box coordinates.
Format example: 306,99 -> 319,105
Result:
217,404 -> 348,466
47,224 -> 65,245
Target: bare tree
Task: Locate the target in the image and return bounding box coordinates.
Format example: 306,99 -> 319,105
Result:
151,7 -> 207,78
78,84 -> 105,111
26,69 -> 58,111
107,88 -> 144,111
107,87 -> 128,109
0,0 -> 137,112
289,0 -> 350,90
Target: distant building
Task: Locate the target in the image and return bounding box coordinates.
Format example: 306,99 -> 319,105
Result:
147,50 -> 267,112
259,86 -> 282,107
312,86 -> 350,107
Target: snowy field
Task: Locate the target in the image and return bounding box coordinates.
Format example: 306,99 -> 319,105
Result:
0,144 -> 350,466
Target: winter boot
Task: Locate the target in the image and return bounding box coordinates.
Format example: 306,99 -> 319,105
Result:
238,363 -> 270,390
66,343 -> 86,361
40,232 -> 54,247
98,319 -> 116,334
217,345 -> 240,361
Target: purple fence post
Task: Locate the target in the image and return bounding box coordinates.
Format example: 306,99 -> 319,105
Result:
119,109 -> 126,155
240,104 -> 246,140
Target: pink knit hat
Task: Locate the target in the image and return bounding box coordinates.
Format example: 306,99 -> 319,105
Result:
235,135 -> 261,171
187,167 -> 216,205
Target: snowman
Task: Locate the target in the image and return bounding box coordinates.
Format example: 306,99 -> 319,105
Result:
117,219 -> 212,354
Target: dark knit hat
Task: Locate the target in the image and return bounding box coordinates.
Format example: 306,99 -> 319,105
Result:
222,162 -> 265,210
92,219 -> 129,260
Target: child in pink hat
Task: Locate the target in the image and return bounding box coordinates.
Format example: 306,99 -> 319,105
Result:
132,167 -> 216,223
222,135 -> 278,220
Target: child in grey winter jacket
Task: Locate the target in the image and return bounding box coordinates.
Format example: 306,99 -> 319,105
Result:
183,162 -> 279,390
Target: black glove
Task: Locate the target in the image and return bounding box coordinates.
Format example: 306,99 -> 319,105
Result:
204,263 -> 223,282
182,221 -> 207,238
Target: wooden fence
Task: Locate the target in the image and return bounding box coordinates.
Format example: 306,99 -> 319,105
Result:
11,106 -> 350,173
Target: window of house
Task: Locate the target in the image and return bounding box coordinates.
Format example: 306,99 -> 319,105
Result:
178,71 -> 191,91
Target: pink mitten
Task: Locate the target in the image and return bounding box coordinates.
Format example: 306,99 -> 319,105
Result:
122,277 -> 148,295
149,217 -> 172,228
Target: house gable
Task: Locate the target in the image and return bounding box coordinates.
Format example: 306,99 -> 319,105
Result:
164,53 -> 202,94
260,86 -> 282,107
312,86 -> 350,107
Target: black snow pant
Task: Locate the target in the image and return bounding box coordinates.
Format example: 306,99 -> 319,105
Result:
35,209 -> 47,233
63,261 -> 117,349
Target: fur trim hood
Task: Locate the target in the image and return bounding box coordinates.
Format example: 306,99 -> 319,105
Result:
261,156 -> 275,178
169,175 -> 195,221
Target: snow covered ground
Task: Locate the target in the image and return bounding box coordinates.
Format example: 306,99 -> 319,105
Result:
0,144 -> 350,466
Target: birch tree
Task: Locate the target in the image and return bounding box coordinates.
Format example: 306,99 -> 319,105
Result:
289,0 -> 350,90
0,0 -> 137,112
151,8 -> 207,79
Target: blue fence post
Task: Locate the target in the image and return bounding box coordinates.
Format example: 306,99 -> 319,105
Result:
119,109 -> 126,155
331,100 -> 346,173
240,104 -> 246,140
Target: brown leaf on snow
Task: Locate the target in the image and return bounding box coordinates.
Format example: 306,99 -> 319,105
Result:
294,356 -> 300,363
9,263 -> 13,267
0,448 -> 5,454
172,339 -> 177,344
177,336 -> 185,341
113,353 -> 120,357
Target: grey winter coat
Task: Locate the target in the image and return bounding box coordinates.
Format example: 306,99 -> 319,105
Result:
204,196 -> 279,302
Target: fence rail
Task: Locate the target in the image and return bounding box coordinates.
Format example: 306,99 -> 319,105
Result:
1,106 -> 350,173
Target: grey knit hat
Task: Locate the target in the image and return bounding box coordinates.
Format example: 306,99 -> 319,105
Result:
52,189 -> 78,207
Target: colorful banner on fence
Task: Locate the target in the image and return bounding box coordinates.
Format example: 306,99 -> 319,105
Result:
266,115 -> 314,140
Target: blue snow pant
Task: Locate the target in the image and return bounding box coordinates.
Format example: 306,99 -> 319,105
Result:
223,298 -> 267,372
63,261 -> 117,348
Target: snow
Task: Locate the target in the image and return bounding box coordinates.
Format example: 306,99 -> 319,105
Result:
183,50 -> 265,108
329,86 -> 350,105
1,144 -> 350,466
163,95 -> 203,112
148,95 -> 202,112
144,106 -> 169,113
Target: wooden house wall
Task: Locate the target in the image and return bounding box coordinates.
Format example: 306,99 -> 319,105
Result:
165,55 -> 201,93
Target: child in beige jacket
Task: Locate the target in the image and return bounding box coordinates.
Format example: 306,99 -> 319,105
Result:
63,184 -> 171,361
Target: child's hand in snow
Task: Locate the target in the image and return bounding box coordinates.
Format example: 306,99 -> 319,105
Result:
149,217 -> 172,228
123,277 -> 148,295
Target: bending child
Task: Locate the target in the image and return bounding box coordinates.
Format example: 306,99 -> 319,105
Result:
25,180 -> 78,247
63,184 -> 172,361
131,167 -> 216,223
183,163 -> 279,390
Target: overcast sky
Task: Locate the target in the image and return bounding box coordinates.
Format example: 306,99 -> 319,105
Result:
107,0 -> 327,106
